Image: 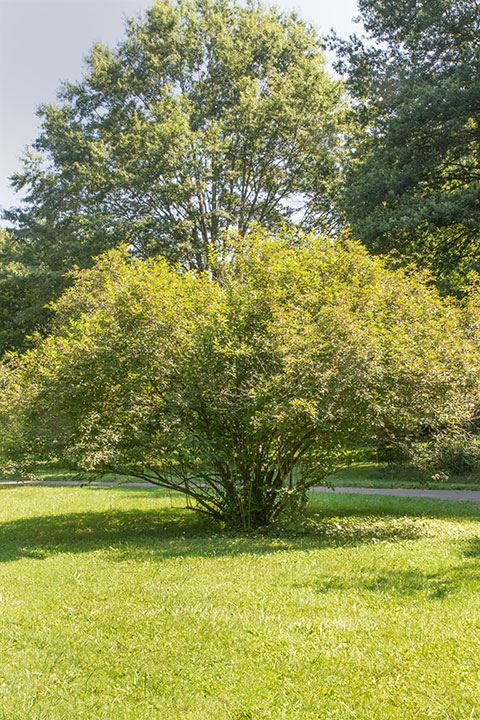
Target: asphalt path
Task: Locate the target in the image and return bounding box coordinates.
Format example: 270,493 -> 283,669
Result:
310,485 -> 480,503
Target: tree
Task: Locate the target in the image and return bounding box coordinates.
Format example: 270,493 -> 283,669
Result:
1,0 -> 345,353
331,0 -> 480,289
0,229 -> 477,529
0,229 -> 61,352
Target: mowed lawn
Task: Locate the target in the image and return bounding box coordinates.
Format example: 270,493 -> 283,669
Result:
0,487 -> 479,720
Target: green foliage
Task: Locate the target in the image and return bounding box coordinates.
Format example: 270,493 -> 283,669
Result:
1,0 -> 344,353
0,229 -> 62,352
406,430 -> 480,479
331,0 -> 480,288
1,229 -> 477,528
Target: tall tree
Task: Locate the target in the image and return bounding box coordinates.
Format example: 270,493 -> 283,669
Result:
331,0 -> 480,288
1,0 -> 345,353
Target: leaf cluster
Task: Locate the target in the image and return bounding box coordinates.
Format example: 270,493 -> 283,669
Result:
330,0 -> 480,287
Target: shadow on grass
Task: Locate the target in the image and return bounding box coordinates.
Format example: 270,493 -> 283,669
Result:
1,486 -> 479,565
299,533 -> 480,602
0,505 -> 438,565
310,563 -> 480,600
308,491 -> 480,520
463,537 -> 480,557
0,507 -> 215,564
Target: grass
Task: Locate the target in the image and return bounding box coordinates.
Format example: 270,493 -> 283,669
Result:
327,462 -> 480,490
0,487 -> 479,719
12,460 -> 480,490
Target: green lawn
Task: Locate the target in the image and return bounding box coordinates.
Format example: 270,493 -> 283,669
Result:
328,462 -> 480,490
0,487 -> 479,719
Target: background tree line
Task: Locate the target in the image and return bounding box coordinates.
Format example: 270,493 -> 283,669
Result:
330,0 -> 480,291
1,0 -> 478,353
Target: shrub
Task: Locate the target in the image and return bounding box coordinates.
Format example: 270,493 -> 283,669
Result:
0,230 -> 478,528
407,430 -> 480,478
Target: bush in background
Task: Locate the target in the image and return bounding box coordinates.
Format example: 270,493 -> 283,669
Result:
406,430 -> 480,479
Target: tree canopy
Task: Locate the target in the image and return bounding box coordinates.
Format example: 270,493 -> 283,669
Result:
1,0 -> 345,353
1,230 -> 477,528
331,0 -> 480,288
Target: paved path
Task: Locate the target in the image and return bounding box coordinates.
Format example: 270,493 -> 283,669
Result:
311,486 -> 480,503
2,479 -> 480,503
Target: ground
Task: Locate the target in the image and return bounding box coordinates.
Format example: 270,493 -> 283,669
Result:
330,463 -> 480,490
20,461 -> 480,490
0,486 -> 479,719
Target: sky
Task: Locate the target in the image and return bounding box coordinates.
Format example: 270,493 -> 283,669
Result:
0,0 -> 360,213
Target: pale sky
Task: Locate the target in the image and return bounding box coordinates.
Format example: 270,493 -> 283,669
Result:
0,0 -> 360,212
